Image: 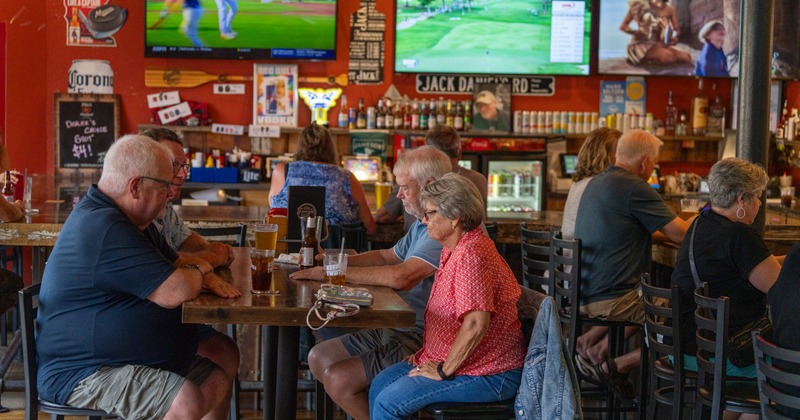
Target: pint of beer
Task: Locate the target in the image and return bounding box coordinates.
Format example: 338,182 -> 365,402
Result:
254,223 -> 279,251
375,182 -> 393,210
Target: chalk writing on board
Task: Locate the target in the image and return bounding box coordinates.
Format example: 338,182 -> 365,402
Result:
55,93 -> 119,169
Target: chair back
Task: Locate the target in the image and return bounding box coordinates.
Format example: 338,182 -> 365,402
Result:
693,282 -> 729,419
325,222 -> 367,254
641,273 -> 688,420
520,223 -> 551,292
549,230 -> 581,357
753,329 -> 800,419
192,224 -> 248,247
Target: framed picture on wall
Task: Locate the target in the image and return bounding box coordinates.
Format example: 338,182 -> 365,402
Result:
253,64 -> 298,127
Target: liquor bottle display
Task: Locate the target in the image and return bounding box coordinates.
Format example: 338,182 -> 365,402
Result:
300,217 -> 317,269
690,79 -> 708,135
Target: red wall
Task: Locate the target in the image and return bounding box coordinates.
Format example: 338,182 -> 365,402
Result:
0,0 -> 774,177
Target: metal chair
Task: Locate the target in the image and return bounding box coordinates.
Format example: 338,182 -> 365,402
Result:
519,223 -> 551,292
19,283 -> 116,420
692,283 -> 759,420
753,328 -> 800,419
191,223 -> 248,247
325,222 -> 367,253
641,273 -> 695,419
549,230 -> 643,418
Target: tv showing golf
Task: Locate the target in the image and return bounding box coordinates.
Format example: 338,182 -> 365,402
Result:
144,0 -> 338,60
395,0 -> 591,75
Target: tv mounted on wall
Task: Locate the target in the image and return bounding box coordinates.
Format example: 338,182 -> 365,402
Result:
598,0 -> 800,79
395,0 -> 592,75
144,0 -> 338,60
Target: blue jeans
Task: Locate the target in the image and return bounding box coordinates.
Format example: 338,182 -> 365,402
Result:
369,362 -> 521,420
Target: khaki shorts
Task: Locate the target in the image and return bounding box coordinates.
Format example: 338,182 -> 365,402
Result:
579,283 -> 645,324
66,357 -> 217,419
340,328 -> 423,381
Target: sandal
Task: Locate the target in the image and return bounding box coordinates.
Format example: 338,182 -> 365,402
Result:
574,354 -> 603,382
599,358 -> 635,400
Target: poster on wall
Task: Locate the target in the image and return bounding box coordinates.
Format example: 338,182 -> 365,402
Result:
64,0 -> 127,47
54,93 -> 120,171
253,64 -> 299,127
349,0 -> 385,85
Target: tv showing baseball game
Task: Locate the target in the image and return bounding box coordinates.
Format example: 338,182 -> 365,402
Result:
395,0 -> 592,75
144,0 -> 338,60
598,0 -> 800,79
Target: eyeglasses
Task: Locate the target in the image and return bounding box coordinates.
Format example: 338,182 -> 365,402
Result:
173,161 -> 191,174
141,176 -> 174,192
423,209 -> 438,222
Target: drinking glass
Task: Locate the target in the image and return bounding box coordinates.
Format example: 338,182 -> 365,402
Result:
323,250 -> 348,286
250,248 -> 277,294
781,186 -> 795,208
254,223 -> 278,251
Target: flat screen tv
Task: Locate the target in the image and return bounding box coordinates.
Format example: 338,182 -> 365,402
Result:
144,0 -> 337,60
598,0 -> 800,78
395,0 -> 591,75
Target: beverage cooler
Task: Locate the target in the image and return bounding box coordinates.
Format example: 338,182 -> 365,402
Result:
475,154 -> 546,213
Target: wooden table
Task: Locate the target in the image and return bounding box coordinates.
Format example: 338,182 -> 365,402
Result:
183,247 -> 415,420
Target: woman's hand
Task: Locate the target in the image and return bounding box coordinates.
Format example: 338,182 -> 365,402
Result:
408,361 -> 441,381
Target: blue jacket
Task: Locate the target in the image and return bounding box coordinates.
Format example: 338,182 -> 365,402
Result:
514,296 -> 583,419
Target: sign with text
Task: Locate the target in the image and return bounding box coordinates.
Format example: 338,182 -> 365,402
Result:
415,74 -> 555,96
54,93 -> 119,170
348,0 -> 385,85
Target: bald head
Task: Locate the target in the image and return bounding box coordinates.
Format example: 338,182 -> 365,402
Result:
615,130 -> 663,167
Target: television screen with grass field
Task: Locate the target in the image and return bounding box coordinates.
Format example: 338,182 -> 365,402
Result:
395,0 -> 591,75
144,0 -> 338,60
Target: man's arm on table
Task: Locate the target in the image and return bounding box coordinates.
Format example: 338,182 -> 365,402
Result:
291,248 -> 437,291
658,215 -> 694,244
148,260 -> 214,309
179,232 -> 235,268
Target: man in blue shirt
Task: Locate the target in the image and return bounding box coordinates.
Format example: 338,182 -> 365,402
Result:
36,135 -> 236,419
291,146 -> 452,420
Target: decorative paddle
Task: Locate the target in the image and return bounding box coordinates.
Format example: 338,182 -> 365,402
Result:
145,68 -> 250,88
299,74 -> 349,87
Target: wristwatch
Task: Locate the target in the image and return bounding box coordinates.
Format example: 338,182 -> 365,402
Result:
437,362 -> 454,381
183,264 -> 206,277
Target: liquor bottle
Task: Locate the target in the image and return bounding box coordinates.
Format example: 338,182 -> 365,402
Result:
675,110 -> 688,136
338,95 -> 349,128
393,102 -> 403,129
706,84 -> 726,136
300,217 -> 317,269
356,98 -> 366,129
403,100 -> 412,129
428,99 -> 438,128
2,171 -> 14,202
690,79 -> 708,135
436,97 -> 446,126
411,99 -> 420,130
664,90 -> 678,135
375,99 -> 385,129
463,101 -> 472,131
445,99 -> 455,127
453,101 -> 464,131
420,101 -> 429,130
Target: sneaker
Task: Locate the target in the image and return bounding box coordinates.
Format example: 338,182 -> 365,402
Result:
220,31 -> 238,40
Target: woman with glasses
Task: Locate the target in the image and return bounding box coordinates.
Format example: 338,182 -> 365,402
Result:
269,122 -> 376,235
369,173 -> 524,419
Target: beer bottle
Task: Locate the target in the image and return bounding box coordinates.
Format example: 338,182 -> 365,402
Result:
393,102 -> 403,129
2,171 -> 14,202
375,99 -> 385,129
463,101 -> 472,131
356,98 -> 366,129
436,97 -> 446,126
664,91 -> 677,135
454,101 -> 465,131
445,99 -> 455,127
403,100 -> 412,129
411,100 -> 421,130
420,102 -> 429,130
338,95 -> 349,128
300,217 -> 317,269
428,99 -> 437,128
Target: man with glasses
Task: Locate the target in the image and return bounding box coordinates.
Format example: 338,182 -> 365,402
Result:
36,135 -> 237,419
141,128 -> 236,271
291,146 -> 452,420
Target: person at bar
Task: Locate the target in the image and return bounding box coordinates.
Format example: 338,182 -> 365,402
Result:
0,136 -> 25,223
369,173 -> 524,419
768,244 -> 800,418
672,158 -> 782,409
573,129 -> 691,397
36,135 -> 236,419
269,122 -> 377,236
375,124 -> 488,230
291,146 -> 452,419
141,128 -> 238,272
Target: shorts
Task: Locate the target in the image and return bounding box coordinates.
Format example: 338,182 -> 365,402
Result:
580,283 -> 645,324
66,357 -> 218,419
340,328 -> 423,381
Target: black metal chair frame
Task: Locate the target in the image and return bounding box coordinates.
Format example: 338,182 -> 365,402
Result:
325,222 -> 367,254
19,283 -> 116,420
693,283 -> 759,420
519,223 -> 550,292
753,329 -> 800,419
641,273 -> 695,420
191,223 -> 248,247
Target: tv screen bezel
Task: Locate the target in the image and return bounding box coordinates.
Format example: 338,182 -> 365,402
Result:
143,1 -> 338,61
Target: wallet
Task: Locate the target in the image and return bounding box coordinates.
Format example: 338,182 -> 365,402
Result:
317,284 -> 373,307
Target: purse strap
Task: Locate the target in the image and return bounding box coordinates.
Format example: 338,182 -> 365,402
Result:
688,216 -> 702,289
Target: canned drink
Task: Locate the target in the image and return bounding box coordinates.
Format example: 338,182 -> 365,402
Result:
513,171 -> 522,198
520,172 -> 532,197
366,107 -> 377,129
536,111 -> 545,132
489,172 -> 500,198
522,111 -> 531,133
513,111 -> 522,133
68,60 -> 114,94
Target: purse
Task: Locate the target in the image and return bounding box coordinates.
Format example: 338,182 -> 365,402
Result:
688,217 -> 772,368
306,285 -> 373,330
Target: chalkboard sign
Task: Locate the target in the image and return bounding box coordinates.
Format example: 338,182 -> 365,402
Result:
54,93 -> 119,171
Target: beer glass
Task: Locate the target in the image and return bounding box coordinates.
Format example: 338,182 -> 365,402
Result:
254,223 -> 278,251
374,182 -> 393,210
323,250 -> 348,286
250,248 -> 277,294
781,186 -> 795,208
679,198 -> 701,219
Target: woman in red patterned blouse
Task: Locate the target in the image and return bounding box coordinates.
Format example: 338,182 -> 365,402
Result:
368,173 -> 525,419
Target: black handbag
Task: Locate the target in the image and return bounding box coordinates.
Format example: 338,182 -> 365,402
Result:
687,217 -> 772,368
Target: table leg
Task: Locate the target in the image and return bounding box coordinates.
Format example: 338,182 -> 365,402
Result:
262,326 -> 278,420
275,326 -> 300,420
32,246 -> 52,284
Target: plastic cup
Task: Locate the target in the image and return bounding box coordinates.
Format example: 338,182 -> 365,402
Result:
250,248 -> 277,294
679,198 -> 701,219
323,250 -> 348,286
781,186 -> 795,208
254,223 -> 278,251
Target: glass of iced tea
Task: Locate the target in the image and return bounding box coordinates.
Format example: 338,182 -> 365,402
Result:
254,223 -> 278,251
323,250 -> 348,286
250,248 -> 277,294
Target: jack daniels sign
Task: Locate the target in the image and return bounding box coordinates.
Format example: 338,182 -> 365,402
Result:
415,74 -> 555,96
